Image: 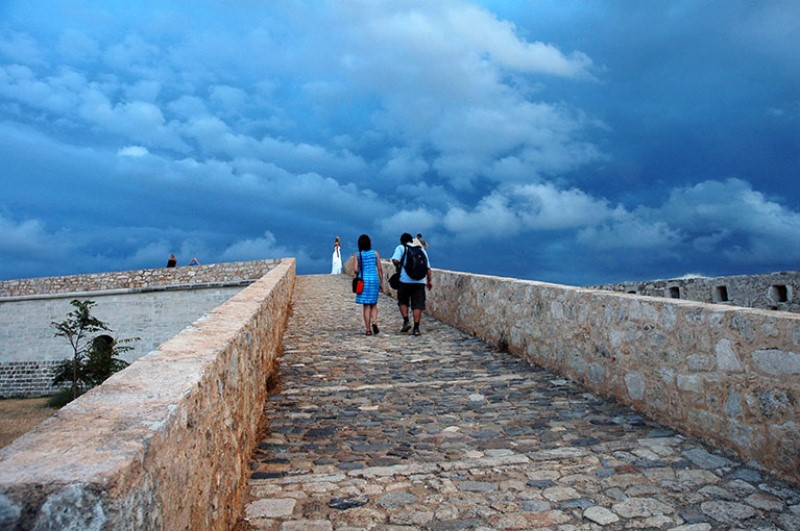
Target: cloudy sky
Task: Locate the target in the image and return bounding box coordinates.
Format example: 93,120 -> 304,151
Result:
1,1 -> 798,285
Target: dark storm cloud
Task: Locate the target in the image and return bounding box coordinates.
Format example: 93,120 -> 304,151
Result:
1,0 -> 798,282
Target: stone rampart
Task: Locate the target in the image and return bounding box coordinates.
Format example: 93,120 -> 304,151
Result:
0,259 -> 282,398
0,259 -> 282,298
592,270 -> 799,313
0,259 -> 296,530
379,261 -> 800,484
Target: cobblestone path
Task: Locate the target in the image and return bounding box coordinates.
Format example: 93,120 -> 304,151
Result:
239,275 -> 800,530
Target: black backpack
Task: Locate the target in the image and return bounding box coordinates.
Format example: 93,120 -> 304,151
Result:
403,245 -> 429,280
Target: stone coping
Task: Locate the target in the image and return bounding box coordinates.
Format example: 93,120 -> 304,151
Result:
0,279 -> 255,303
0,258 -> 296,529
0,259 -> 282,298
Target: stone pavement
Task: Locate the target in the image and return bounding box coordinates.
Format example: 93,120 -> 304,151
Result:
238,275 -> 800,530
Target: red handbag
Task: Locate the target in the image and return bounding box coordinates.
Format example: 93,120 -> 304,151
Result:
352,251 -> 364,294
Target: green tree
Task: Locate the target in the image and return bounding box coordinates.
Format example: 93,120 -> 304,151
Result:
82,334 -> 136,386
50,299 -> 136,401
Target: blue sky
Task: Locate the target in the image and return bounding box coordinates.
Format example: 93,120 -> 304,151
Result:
1,0 -> 798,285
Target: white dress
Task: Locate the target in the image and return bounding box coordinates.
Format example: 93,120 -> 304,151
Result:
331,246 -> 343,274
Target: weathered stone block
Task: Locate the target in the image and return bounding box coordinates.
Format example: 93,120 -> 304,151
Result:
726,420 -> 753,450
677,374 -> 704,393
587,363 -> 605,384
752,349 -> 800,375
715,339 -> 743,372
687,354 -> 714,371
625,372 -> 645,401
725,390 -> 743,418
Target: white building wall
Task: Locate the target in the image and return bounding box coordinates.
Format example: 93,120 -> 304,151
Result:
0,286 -> 244,397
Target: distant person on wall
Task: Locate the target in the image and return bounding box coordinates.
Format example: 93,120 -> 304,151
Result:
353,234 -> 384,335
189,258 -> 200,266
416,233 -> 428,250
331,236 -> 343,274
391,233 -> 432,336
166,254 -> 177,268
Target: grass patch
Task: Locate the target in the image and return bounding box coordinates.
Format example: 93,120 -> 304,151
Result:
0,397 -> 56,448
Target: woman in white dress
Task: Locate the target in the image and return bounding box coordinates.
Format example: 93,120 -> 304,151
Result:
331,236 -> 343,274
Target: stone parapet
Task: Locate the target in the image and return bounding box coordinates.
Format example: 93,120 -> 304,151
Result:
0,259 -> 282,298
0,259 -> 296,530
379,261 -> 800,484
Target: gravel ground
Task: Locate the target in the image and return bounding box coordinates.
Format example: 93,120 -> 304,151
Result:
0,398 -> 55,448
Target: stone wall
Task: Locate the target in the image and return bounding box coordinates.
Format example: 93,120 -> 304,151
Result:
0,259 -> 281,398
0,259 -> 282,298
0,360 -> 65,398
1,285 -> 247,397
379,261 -> 800,484
0,259 -> 296,530
591,270 -> 799,313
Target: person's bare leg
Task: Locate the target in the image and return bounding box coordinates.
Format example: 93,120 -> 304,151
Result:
370,305 -> 379,334
363,305 -> 371,334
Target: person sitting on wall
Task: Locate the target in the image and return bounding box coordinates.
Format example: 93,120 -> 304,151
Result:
166,254 -> 177,268
189,258 -> 200,266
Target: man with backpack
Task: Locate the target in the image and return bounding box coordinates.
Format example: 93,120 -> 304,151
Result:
391,232 -> 432,336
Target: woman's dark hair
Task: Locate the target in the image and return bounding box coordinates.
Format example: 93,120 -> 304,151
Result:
357,234 -> 372,251
400,232 -> 413,245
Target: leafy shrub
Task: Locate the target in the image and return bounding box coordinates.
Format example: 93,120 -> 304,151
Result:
47,387 -> 82,408
50,300 -> 137,405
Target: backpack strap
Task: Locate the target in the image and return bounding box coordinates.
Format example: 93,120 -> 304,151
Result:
395,245 -> 407,273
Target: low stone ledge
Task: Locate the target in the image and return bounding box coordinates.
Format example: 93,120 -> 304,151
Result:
0,278 -> 256,303
0,258 -> 296,530
379,263 -> 800,485
0,259 -> 282,298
